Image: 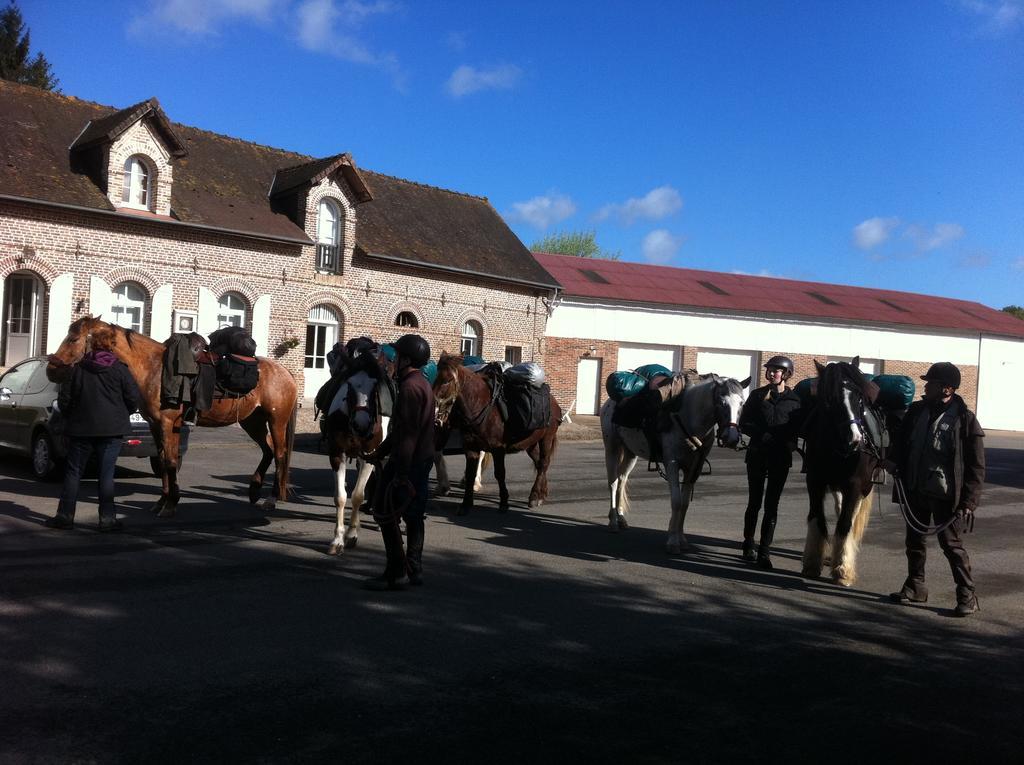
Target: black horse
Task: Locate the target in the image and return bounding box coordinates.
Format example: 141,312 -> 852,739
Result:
801,357 -> 884,586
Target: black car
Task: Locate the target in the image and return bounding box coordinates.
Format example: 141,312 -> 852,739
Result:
0,355 -> 189,480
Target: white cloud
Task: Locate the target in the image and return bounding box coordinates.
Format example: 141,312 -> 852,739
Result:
641,229 -> 684,264
731,268 -> 781,278
446,64 -> 522,97
905,222 -> 966,251
595,186 -> 683,225
852,216 -> 900,250
505,193 -> 576,229
958,1 -> 1024,34
128,0 -> 278,37
295,0 -> 403,81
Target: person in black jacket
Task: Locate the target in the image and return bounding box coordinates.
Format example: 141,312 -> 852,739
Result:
885,362 -> 985,617
363,334 -> 435,591
738,355 -> 803,569
44,337 -> 142,532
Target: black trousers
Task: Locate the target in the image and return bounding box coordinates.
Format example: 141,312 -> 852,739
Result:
373,458 -> 431,581
743,455 -> 790,547
903,491 -> 974,600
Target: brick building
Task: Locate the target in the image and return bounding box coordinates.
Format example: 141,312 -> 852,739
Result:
535,252 -> 1024,432
0,81 -> 559,398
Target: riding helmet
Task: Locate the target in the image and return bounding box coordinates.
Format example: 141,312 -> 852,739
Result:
763,355 -> 794,377
921,361 -> 961,389
393,334 -> 430,369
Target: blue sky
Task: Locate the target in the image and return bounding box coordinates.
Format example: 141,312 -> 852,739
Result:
19,0 -> 1024,308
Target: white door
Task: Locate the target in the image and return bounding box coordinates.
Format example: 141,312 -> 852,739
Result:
696,349 -> 757,394
575,358 -> 601,415
977,337 -> 1024,432
4,275 -> 41,366
616,344 -> 678,373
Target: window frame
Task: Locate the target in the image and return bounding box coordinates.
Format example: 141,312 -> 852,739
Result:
460,320 -> 482,357
316,199 -> 341,273
120,156 -> 151,210
305,304 -> 341,370
216,292 -> 248,329
395,311 -> 419,328
110,281 -> 147,334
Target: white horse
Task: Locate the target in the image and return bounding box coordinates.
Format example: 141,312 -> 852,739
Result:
601,374 -> 749,554
324,363 -> 389,556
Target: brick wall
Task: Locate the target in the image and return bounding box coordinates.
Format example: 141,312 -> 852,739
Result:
543,340 -> 980,416
0,193 -> 550,397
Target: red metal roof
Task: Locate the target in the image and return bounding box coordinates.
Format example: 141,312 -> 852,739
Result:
533,252 -> 1024,339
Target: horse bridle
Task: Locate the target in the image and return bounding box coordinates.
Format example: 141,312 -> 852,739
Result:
713,381 -> 742,448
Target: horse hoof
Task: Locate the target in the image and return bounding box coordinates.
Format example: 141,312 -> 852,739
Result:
498,504 -> 509,514
156,506 -> 177,518
260,499 -> 276,514
667,544 -> 682,555
616,514 -> 629,530
435,487 -> 451,498
248,484 -> 262,505
344,536 -> 358,550
528,498 -> 542,508
327,542 -> 344,556
831,570 -> 854,587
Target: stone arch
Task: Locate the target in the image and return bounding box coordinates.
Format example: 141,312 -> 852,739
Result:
102,265 -> 160,297
387,299 -> 425,328
210,277 -> 259,308
307,181 -> 356,266
0,252 -> 59,285
301,291 -> 351,321
453,309 -> 487,337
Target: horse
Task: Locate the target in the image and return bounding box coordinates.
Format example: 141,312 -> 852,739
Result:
322,349 -> 390,555
800,356 -> 883,586
433,353 -> 562,515
601,373 -> 749,554
46,316 -> 297,517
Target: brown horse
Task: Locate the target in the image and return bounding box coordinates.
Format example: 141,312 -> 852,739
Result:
433,353 -> 561,515
46,316 -> 297,517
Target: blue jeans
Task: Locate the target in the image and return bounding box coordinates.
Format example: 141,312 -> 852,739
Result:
57,436 -> 123,523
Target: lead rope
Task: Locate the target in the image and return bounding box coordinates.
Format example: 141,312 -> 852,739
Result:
892,473 -> 960,536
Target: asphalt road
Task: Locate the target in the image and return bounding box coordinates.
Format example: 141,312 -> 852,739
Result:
1,427 -> 1022,764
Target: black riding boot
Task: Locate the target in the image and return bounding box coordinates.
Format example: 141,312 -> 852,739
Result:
741,508 -> 759,562
405,515 -> 425,585
757,518 -> 777,570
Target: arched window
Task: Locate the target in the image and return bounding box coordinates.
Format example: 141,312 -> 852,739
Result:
111,282 -> 147,333
395,311 -> 419,328
316,199 -> 341,272
305,304 -> 341,369
217,292 -> 247,329
460,320 -> 482,356
121,156 -> 150,208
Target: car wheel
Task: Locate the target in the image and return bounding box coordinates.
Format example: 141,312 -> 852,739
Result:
31,431 -> 59,481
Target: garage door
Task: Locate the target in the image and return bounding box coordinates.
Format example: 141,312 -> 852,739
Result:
616,344 -> 679,373
977,338 -> 1024,431
695,349 -> 757,393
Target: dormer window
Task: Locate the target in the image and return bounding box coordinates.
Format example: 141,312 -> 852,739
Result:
121,156 -> 150,209
316,199 -> 340,272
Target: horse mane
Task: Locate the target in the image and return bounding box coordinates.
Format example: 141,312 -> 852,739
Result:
349,349 -> 382,378
437,353 -> 465,374
818,361 -> 870,407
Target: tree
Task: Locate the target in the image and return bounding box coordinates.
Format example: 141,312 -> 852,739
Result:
530,229 -> 621,260
0,1 -> 58,91
1002,305 -> 1024,320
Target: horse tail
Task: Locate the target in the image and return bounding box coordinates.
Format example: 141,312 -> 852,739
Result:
278,400 -> 297,501
852,490 -> 873,543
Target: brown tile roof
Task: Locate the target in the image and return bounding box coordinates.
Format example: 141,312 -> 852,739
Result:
534,252 -> 1024,339
71,97 -> 187,157
355,171 -> 559,288
0,81 -> 556,287
270,153 -> 371,202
